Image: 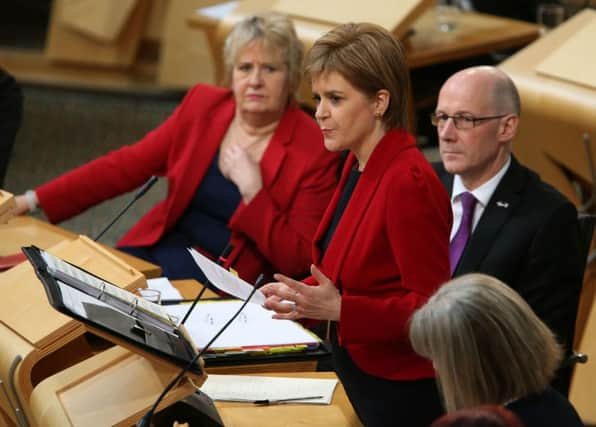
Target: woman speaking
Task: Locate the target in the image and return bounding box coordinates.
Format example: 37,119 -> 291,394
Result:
262,22 -> 451,427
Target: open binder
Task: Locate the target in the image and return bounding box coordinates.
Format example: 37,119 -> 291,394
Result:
22,245 -> 203,375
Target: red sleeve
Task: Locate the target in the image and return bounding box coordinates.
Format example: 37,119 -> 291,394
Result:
35,86 -> 202,223
229,138 -> 339,276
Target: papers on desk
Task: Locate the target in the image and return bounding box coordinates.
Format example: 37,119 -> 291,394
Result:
147,277 -> 183,300
188,248 -> 265,305
163,300 -> 320,352
201,374 -> 338,405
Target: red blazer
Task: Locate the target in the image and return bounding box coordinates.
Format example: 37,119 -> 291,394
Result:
36,84 -> 340,282
310,129 -> 451,380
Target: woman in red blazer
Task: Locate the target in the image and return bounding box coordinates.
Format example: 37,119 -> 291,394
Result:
262,23 -> 452,426
13,14 -> 339,285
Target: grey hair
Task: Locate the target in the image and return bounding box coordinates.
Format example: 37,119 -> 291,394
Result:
222,13 -> 304,96
409,273 -> 562,412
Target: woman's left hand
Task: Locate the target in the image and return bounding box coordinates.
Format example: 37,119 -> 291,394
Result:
261,265 -> 341,321
220,144 -> 263,203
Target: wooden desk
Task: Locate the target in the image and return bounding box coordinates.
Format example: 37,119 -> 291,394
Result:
28,345 -> 361,427
215,371 -> 362,427
0,215 -> 161,278
406,9 -> 540,69
499,10 -> 596,205
188,1 -> 540,105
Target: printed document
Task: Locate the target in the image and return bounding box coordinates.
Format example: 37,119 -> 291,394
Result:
188,248 -> 265,304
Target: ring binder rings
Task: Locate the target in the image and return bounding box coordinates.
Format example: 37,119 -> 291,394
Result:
22,245 -> 203,375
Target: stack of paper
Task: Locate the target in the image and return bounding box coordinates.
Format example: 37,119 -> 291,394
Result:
164,300 -> 320,352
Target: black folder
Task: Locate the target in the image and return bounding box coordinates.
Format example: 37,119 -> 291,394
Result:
22,245 -> 202,375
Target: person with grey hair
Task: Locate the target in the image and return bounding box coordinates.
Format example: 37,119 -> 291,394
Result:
431,65 -> 584,395
410,273 -> 584,427
11,13 -> 339,286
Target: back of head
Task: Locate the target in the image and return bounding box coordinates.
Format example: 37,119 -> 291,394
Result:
304,22 -> 410,130
431,405 -> 525,427
223,13 -> 304,94
409,273 -> 562,412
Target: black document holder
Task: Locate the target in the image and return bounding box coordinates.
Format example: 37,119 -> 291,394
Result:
22,245 -> 203,375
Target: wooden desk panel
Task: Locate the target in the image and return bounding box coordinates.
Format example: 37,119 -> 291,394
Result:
0,215 -> 161,278
29,346 -> 361,427
407,10 -> 540,69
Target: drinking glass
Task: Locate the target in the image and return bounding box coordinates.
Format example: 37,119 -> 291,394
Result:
135,288 -> 162,304
537,3 -> 566,29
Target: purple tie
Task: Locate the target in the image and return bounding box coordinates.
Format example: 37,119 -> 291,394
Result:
449,192 -> 477,274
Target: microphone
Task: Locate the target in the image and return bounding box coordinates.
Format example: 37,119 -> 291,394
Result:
180,242 -> 234,326
93,176 -> 158,242
136,278 -> 261,427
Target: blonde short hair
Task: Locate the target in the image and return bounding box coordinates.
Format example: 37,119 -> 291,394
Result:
304,22 -> 410,130
409,273 -> 563,412
223,13 -> 303,95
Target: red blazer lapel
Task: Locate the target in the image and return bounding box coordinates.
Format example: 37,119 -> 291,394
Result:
316,129 -> 416,285
259,103 -> 299,188
166,95 -> 235,227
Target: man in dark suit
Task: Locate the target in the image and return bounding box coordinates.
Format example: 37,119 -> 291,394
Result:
432,66 -> 584,395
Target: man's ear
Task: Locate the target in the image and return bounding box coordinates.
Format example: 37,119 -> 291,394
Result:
498,114 -> 519,142
374,89 -> 390,117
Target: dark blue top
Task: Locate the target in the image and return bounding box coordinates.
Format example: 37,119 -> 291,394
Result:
507,387 -> 584,427
320,167 -> 361,256
176,152 -> 241,256
119,153 -> 241,284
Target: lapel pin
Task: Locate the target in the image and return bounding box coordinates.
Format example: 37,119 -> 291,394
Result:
496,201 -> 509,208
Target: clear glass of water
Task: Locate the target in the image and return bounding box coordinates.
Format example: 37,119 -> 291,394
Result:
135,288 -> 162,304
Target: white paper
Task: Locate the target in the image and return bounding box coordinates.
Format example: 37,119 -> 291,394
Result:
42,250 -> 174,325
164,300 -> 320,350
147,277 -> 183,300
187,248 -> 265,305
201,375 -> 337,405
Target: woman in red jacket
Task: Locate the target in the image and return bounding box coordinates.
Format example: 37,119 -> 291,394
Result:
262,23 -> 451,427
13,13 -> 339,285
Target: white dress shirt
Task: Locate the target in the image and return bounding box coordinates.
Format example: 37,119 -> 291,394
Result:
450,156 -> 512,241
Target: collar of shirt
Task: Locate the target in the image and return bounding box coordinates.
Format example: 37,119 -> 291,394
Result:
450,156 -> 511,240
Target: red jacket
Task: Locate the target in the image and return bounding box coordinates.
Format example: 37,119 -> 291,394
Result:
36,84 -> 340,282
309,129 -> 452,380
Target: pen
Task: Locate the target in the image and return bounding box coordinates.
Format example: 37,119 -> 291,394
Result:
160,298 -> 196,305
219,395 -> 323,405
254,395 -> 324,405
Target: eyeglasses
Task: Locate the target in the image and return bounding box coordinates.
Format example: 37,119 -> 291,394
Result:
430,112 -> 508,130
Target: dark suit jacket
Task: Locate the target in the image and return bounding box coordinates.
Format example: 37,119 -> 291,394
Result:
507,387 -> 584,427
434,157 -> 583,360
306,129 -> 452,380
36,84 -> 340,283
0,67 -> 23,187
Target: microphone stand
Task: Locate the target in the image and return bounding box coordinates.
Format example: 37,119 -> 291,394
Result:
93,176 -> 158,242
136,281 -> 261,427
